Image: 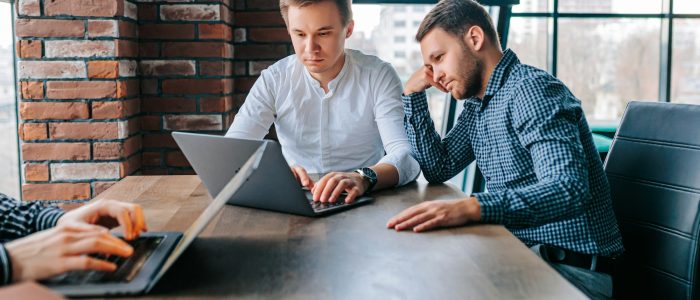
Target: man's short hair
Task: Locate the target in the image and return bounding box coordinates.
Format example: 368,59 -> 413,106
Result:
279,0 -> 353,26
416,0 -> 499,44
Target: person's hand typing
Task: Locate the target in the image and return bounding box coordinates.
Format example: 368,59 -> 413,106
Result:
57,199 -> 147,241
5,222 -> 133,282
290,165 -> 315,190
311,172 -> 369,204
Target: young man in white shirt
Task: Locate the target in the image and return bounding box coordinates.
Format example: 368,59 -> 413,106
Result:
226,0 -> 420,203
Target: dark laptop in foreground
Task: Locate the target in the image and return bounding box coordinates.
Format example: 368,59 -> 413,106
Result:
172,132 -> 374,217
43,144 -> 267,297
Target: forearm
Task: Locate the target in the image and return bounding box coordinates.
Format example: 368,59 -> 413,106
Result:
369,163 -> 400,191
403,92 -> 471,183
376,147 -> 420,186
475,176 -> 589,228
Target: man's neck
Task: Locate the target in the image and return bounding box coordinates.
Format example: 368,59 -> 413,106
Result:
309,53 -> 346,93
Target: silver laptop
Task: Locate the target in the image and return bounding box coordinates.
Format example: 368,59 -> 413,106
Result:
172,132 -> 374,217
43,144 -> 267,297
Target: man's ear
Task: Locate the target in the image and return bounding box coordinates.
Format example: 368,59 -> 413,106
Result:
345,20 -> 355,38
463,25 -> 486,52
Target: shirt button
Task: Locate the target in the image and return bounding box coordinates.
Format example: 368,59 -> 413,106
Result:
486,176 -> 491,181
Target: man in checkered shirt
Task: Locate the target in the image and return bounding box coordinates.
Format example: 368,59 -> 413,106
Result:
386,0 -> 623,298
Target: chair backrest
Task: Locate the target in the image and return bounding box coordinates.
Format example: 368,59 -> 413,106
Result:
604,101 -> 700,299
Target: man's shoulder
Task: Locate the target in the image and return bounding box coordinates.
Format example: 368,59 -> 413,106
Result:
503,64 -> 580,111
346,49 -> 394,72
262,54 -> 301,76
508,64 -> 557,89
505,64 -> 574,99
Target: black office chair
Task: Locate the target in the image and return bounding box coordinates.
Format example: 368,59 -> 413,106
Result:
603,101 -> 700,299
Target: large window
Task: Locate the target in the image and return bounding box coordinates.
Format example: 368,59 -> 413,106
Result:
348,0 -> 699,193
0,2 -> 20,198
347,4 -> 447,133
508,0 -> 700,124
347,4 -> 461,186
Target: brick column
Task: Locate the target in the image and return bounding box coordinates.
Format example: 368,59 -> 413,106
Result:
16,0 -> 141,201
136,0 -> 234,175
14,0 -> 296,201
233,0 -> 291,140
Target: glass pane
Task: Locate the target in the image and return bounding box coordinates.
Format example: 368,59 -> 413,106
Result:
507,17 -> 549,71
348,4 -> 448,132
558,18 -> 661,123
671,19 -> 700,105
559,0 -> 663,14
675,0 -> 700,14
513,0 -> 550,13
0,3 -> 20,199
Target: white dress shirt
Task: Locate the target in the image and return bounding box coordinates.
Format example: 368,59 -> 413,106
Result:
226,49 -> 420,186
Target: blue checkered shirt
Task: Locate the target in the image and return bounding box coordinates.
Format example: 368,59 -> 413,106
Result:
403,49 -> 624,256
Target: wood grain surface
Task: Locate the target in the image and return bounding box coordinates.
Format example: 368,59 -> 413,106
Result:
92,176 -> 585,300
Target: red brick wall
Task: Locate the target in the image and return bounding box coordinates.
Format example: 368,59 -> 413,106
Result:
16,0 -> 141,201
14,0 -> 291,201
233,0 -> 292,126
136,0 -> 235,175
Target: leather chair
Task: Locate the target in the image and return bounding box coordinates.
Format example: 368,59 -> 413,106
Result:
604,101 -> 700,299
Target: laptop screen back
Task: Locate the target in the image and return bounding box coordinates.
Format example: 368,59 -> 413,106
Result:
149,142 -> 267,285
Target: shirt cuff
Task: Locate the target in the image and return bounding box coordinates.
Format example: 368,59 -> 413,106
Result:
0,244 -> 12,285
377,151 -> 421,187
402,91 -> 429,118
36,207 -> 65,232
473,192 -> 505,224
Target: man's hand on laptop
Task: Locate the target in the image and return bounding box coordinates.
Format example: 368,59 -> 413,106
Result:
58,199 -> 147,241
4,222 -> 134,282
291,165 -> 315,190
311,172 -> 368,204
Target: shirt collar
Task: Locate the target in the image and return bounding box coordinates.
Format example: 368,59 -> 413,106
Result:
464,49 -> 518,112
484,48 -> 519,99
302,50 -> 351,94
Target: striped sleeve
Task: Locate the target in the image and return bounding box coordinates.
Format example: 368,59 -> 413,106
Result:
0,244 -> 11,285
0,194 -> 64,285
0,193 -> 64,241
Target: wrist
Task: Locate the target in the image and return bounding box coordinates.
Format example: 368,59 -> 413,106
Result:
353,167 -> 377,193
351,172 -> 371,191
0,244 -> 13,284
403,88 -> 420,96
462,197 -> 481,221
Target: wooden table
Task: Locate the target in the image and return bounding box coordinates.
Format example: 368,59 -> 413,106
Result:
96,176 -> 585,299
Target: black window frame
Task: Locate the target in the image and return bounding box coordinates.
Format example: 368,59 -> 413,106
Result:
510,0 -> 700,103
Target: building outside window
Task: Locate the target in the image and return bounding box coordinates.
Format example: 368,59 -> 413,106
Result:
507,0 -> 700,125
349,5 -> 445,131
0,2 -> 20,199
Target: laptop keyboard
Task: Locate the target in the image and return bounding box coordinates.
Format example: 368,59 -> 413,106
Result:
305,191 -> 350,212
43,236 -> 163,285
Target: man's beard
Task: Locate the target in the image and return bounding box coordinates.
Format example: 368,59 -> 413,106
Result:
453,44 -> 484,100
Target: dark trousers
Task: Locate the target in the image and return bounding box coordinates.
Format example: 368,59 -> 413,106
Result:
531,244 -> 613,300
